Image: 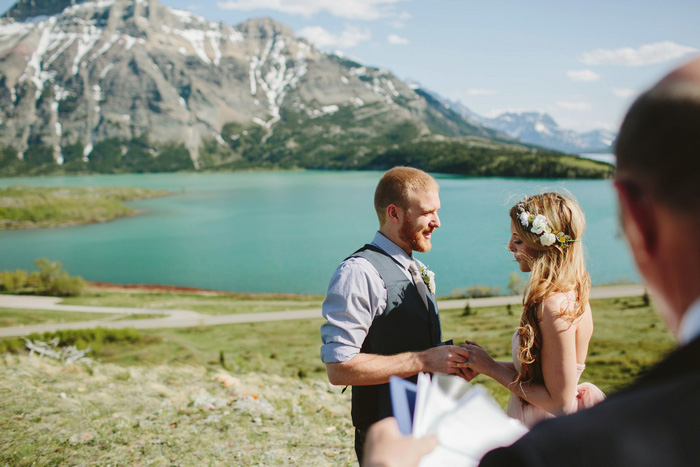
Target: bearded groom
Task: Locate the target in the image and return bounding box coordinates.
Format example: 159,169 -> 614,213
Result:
320,166 -> 469,464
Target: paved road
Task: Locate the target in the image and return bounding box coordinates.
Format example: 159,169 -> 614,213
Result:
0,284 -> 646,338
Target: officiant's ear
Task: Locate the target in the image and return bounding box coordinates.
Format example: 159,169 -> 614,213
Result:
614,179 -> 658,259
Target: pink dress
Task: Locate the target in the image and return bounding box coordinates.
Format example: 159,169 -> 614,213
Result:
506,331 -> 606,428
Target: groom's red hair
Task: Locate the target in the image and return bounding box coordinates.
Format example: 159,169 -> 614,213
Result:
374,166 -> 439,224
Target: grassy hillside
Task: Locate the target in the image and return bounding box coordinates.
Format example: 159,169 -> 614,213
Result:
0,186 -> 171,230
367,139 -> 615,179
0,289 -> 674,465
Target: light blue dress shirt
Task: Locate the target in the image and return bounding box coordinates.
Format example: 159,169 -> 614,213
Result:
320,231 -> 423,363
678,296 -> 700,345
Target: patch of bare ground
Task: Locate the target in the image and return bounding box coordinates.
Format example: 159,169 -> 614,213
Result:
0,355 -> 354,466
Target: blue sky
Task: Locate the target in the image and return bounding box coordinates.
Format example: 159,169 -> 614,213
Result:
2,0 -> 699,132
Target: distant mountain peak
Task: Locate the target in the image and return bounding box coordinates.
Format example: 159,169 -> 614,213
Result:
484,111 -> 614,153
431,94 -> 614,153
1,0 -> 85,21
237,16 -> 297,39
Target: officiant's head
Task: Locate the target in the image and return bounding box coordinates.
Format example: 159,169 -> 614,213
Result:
375,166 -> 441,255
614,55 -> 700,335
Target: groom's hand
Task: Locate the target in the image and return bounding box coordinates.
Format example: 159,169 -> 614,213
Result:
419,345 -> 469,375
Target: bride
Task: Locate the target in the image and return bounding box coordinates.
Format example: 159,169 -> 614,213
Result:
461,192 -> 605,427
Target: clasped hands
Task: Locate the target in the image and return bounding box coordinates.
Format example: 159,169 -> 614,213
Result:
424,339 -> 490,382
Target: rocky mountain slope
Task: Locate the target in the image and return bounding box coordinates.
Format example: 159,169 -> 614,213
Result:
0,0 -> 511,171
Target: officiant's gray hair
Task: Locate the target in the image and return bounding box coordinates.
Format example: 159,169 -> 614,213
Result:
374,166 -> 439,224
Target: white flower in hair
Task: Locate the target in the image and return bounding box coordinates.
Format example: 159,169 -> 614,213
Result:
519,211 -> 530,227
540,232 -> 556,246
516,201 -> 577,249
531,215 -> 548,235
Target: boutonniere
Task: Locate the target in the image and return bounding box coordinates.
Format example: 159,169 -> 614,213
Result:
420,266 -> 436,294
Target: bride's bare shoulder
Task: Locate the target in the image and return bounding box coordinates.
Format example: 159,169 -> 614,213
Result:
539,291 -> 586,320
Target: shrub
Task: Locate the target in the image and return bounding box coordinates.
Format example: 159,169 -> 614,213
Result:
0,337 -> 25,353
0,269 -> 30,292
45,271 -> 85,297
466,285 -> 502,298
0,259 -> 84,296
507,272 -> 526,296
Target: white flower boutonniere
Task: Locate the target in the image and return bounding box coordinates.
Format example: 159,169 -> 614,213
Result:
420,266 -> 436,295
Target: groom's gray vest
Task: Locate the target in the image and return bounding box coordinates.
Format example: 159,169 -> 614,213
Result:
349,244 -> 443,430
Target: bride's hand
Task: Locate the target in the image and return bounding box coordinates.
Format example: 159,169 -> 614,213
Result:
457,366 -> 480,382
460,342 -> 495,376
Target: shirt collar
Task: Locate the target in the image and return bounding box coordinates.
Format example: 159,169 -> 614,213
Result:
678,296 -> 700,346
371,231 -> 414,271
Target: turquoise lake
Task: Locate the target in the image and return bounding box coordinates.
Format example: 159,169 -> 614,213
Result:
0,171 -> 638,295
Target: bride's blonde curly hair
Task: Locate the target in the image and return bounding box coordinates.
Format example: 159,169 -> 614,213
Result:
509,192 -> 590,396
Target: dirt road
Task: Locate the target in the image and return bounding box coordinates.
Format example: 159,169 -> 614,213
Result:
0,284 -> 646,338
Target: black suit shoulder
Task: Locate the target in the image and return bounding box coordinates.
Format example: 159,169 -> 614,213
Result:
480,337 -> 700,467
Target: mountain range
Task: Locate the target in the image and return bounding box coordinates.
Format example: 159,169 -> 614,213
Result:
0,0 -> 614,177
424,91 -> 615,154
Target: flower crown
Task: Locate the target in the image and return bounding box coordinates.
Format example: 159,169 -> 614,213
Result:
516,203 -> 576,248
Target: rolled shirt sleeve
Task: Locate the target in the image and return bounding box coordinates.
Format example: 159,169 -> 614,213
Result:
320,257 -> 387,363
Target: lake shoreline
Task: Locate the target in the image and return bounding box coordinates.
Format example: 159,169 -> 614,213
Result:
86,280 -> 324,300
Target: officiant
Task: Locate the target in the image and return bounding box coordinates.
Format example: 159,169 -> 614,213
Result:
320,166 -> 470,464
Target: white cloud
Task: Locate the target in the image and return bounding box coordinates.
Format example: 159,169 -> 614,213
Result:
566,69 -> 601,82
580,41 -> 698,67
387,34 -> 409,45
216,0 -> 404,20
390,11 -> 411,28
299,25 -> 371,49
556,101 -> 592,112
612,88 -> 637,98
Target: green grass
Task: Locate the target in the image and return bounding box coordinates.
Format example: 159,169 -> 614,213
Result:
1,291 -> 674,393
0,289 -> 677,466
60,288 -> 324,315
0,309 -> 119,326
0,186 -> 171,230
0,356 -> 355,466
54,292 -> 674,403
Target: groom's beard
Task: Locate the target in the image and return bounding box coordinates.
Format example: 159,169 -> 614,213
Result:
399,219 -> 432,253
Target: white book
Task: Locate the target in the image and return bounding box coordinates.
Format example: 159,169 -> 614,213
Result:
390,373 -> 528,467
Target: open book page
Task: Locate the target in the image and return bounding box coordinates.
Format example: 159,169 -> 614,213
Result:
413,373 -> 473,437
392,373 -> 528,467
